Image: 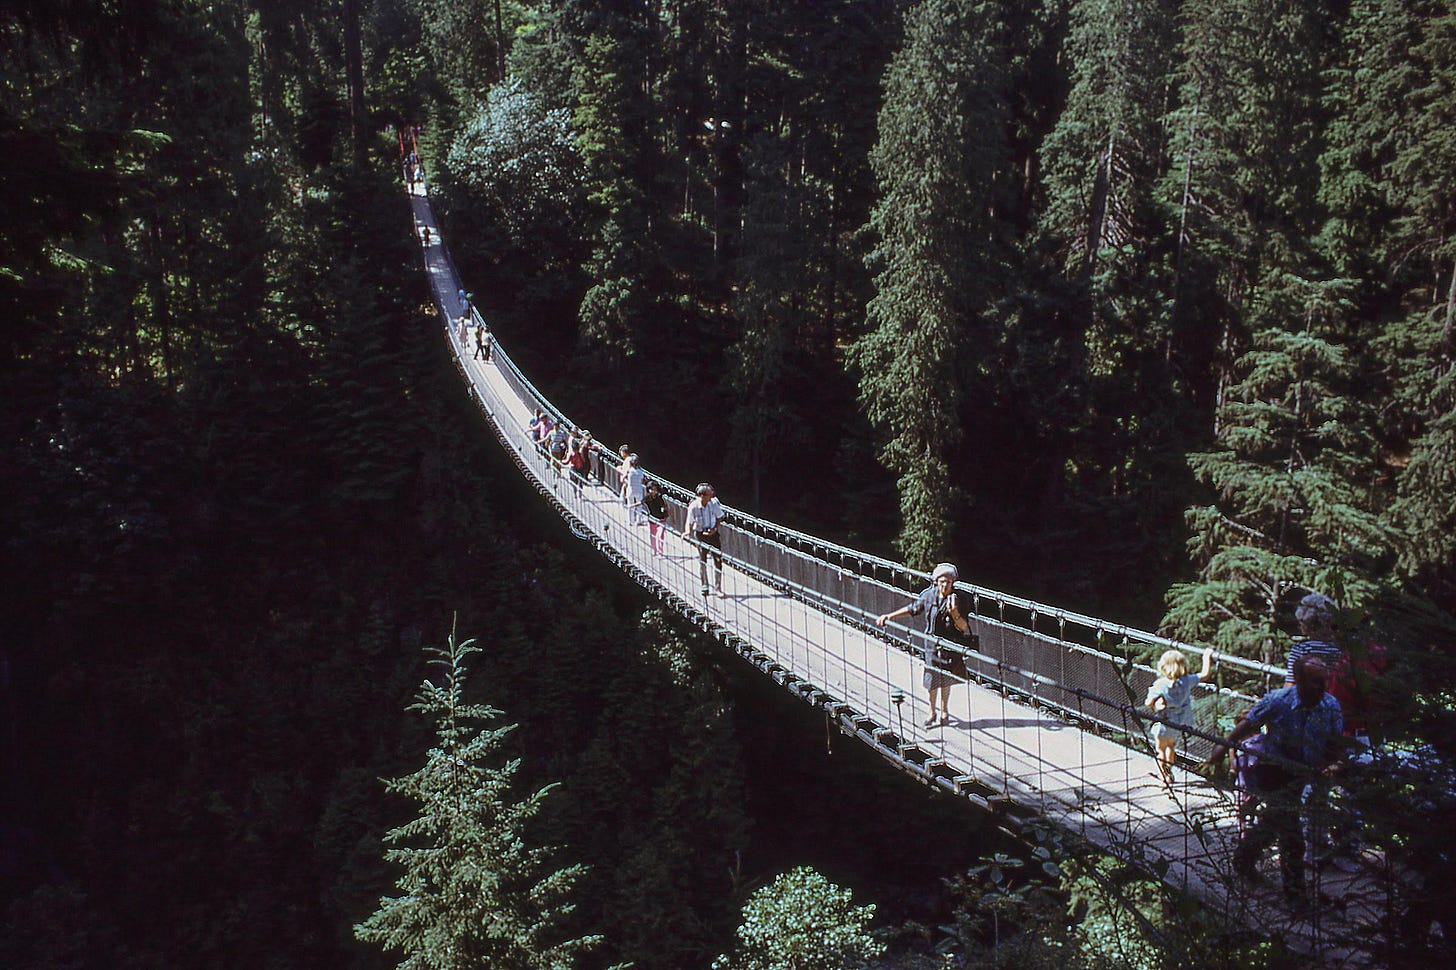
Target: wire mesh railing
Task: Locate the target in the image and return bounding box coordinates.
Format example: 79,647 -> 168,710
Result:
453,313 -> 1277,765
409,180 -> 1401,960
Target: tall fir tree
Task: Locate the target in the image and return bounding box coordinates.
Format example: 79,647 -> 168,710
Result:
850,0 -> 1012,568
1159,0 -> 1337,420
1038,0 -> 1176,325
1324,1 -> 1456,602
1033,0 -> 1193,605
571,12 -> 659,362
356,635 -> 600,970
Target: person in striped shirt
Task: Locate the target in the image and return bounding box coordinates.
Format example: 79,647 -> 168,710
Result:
1286,592 -> 1343,686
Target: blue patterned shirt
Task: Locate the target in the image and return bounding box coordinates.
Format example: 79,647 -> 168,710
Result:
1246,686 -> 1343,768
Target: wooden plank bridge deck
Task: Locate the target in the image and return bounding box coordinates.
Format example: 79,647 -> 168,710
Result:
406,185 -> 1385,962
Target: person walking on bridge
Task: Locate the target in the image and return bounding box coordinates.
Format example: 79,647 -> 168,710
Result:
1206,656 -> 1343,905
877,563 -> 972,727
1145,647 -> 1214,786
683,483 -> 724,596
578,431 -> 603,486
622,454 -> 645,525
643,479 -> 668,556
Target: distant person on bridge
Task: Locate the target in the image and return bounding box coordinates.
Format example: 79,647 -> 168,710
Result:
457,290 -> 472,345
876,563 -> 972,728
547,422 -> 569,472
577,431 -> 603,486
563,431 -> 590,488
1145,647 -> 1214,786
622,454 -> 645,525
473,323 -> 491,362
530,410 -> 554,457
1206,656 -> 1343,905
643,479 -> 668,556
683,483 -> 725,596
616,444 -> 632,494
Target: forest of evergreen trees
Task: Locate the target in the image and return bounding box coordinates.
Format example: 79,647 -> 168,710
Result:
3,0 -> 1455,967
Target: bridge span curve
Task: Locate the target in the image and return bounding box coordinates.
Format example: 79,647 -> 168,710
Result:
405,183 -> 1382,956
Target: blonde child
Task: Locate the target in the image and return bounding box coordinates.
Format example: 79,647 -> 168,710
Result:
1146,647 -> 1214,784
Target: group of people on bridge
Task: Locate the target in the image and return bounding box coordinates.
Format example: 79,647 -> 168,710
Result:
404,143 -> 1392,917
525,411 -> 726,596
876,567 -> 1381,910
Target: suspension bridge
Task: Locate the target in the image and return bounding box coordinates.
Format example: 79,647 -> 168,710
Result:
404,179 -> 1388,960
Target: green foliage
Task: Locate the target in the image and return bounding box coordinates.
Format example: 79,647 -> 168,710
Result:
712,866 -> 884,970
367,0 -> 436,125
1163,275 -> 1394,658
447,76 -> 580,248
850,0 -> 1012,568
356,634 -> 600,970
415,0 -> 509,107
12,2 -> 1456,967
1039,0 -> 1176,282
1318,1 -> 1456,595
571,24 -> 658,360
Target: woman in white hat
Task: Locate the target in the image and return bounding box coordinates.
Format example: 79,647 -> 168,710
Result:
877,563 -> 970,726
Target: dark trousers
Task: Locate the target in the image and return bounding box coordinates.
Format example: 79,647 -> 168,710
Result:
696,530 -> 722,588
1235,767 -> 1305,896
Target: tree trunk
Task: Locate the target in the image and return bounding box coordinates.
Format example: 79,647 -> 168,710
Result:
1084,126 -> 1115,278
494,0 -> 505,82
151,219 -> 175,388
1173,96 -> 1201,328
343,0 -> 366,154
1444,256 -> 1455,348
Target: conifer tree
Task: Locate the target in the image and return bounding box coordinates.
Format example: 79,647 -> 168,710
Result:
1159,0 -> 1336,416
355,635 -> 599,970
1321,1 -> 1456,595
1163,276 -> 1392,660
723,133 -> 822,512
850,0 -> 1011,568
1032,0 -> 1194,595
1039,0 -> 1175,284
571,18 -> 657,360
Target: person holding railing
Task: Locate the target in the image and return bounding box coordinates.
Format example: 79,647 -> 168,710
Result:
547,422 -> 569,474
1145,647 -> 1214,786
683,483 -> 724,596
1205,656 -> 1343,907
529,410 -> 553,458
876,563 -> 971,728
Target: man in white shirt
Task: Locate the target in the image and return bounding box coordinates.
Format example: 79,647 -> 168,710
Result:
682,482 -> 725,596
